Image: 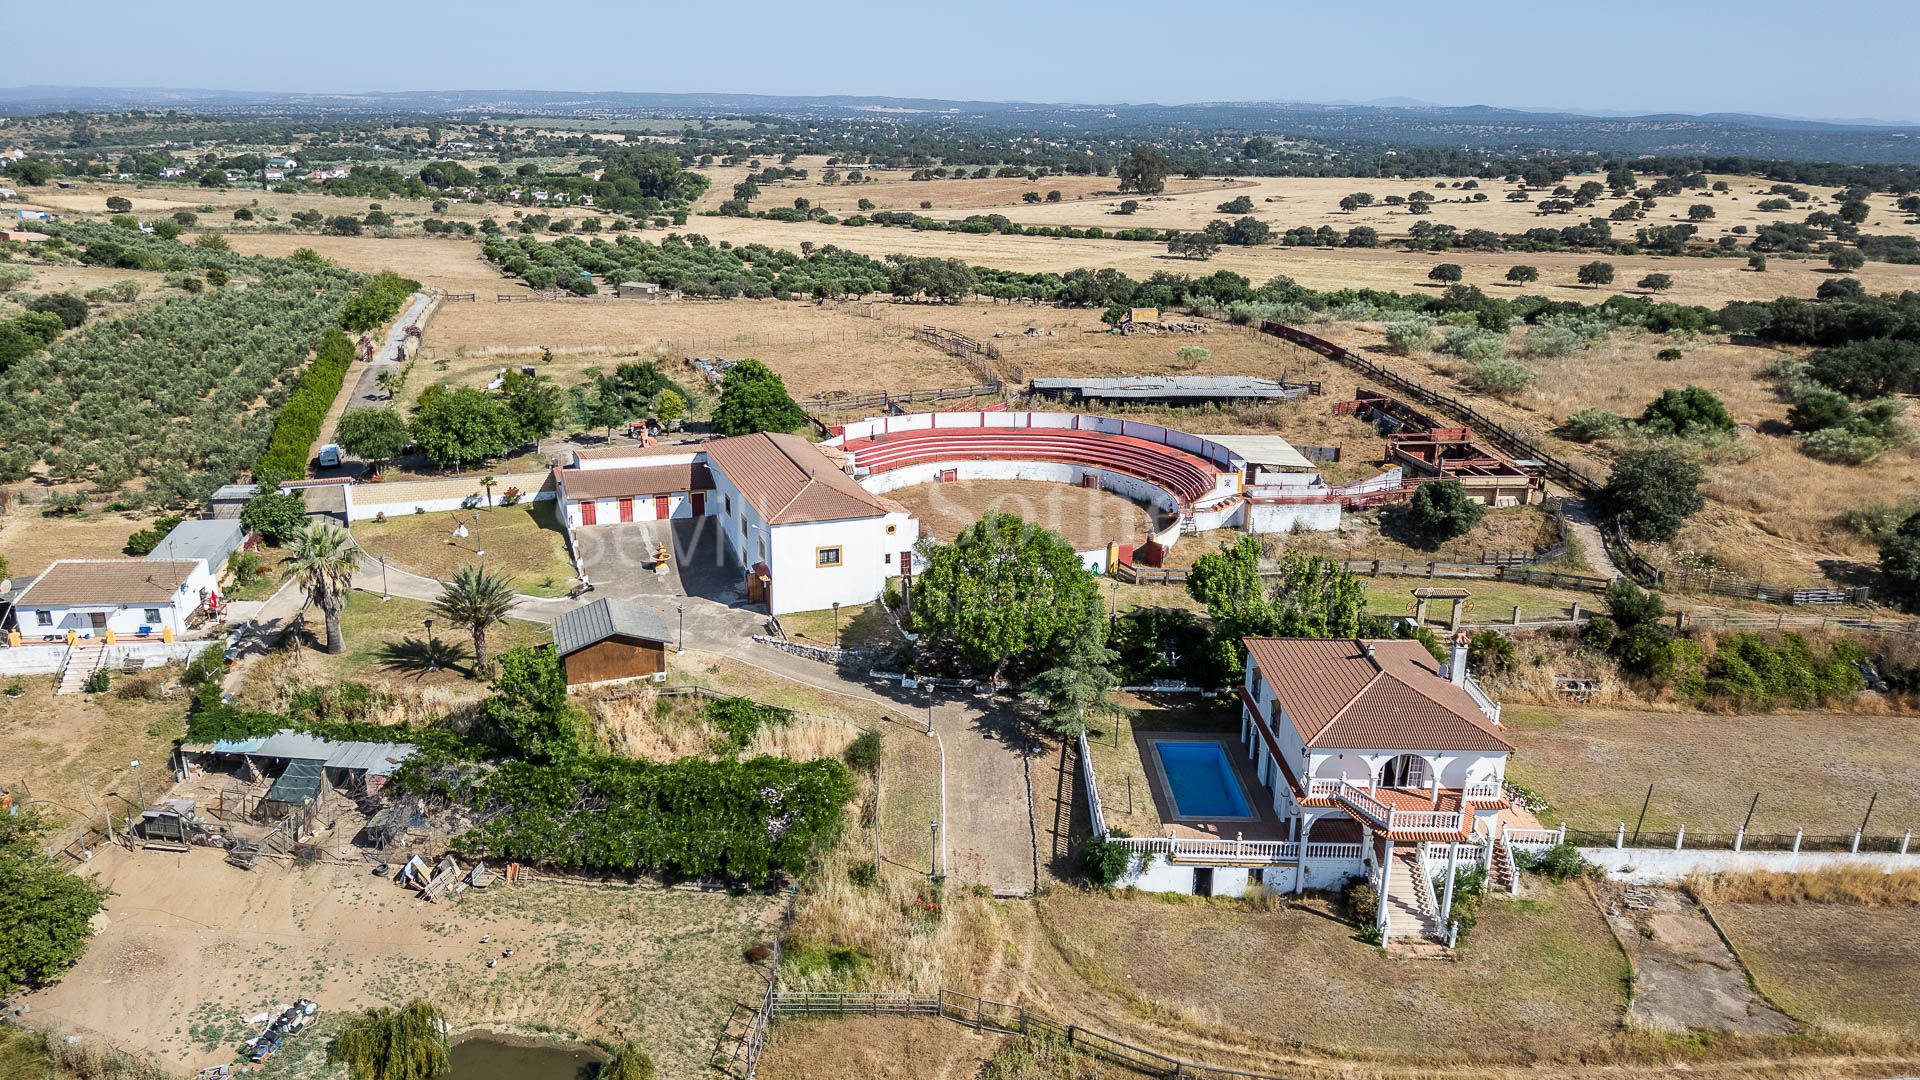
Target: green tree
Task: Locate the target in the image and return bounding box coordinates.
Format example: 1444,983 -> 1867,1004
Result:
0,810 -> 111,995
654,388 -> 687,428
710,358 -> 808,436
433,565 -> 518,677
1829,248 -> 1866,273
1217,195 -> 1255,214
336,407 -> 410,476
1021,622 -> 1120,738
499,370 -> 564,447
911,510 -> 1102,679
1505,265 -> 1539,284
1599,447 -> 1705,542
411,386 -> 516,470
1185,540 -> 1367,684
1394,479 -> 1486,547
1687,204 -> 1716,221
1636,273 -> 1673,293
1116,145 -> 1171,195
1880,510 -> 1920,599
1577,261 -> 1616,287
1638,386 -> 1736,437
240,491 -> 309,544
105,195 -> 132,212
328,999 -> 450,1080
1428,263 -> 1464,284
483,645 -> 581,760
291,523 -> 357,654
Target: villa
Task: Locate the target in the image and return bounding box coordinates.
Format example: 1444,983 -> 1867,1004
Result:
1091,633 -> 1519,943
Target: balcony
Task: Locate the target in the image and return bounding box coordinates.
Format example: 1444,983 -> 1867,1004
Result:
1321,778 -> 1504,839
1109,835 -> 1366,866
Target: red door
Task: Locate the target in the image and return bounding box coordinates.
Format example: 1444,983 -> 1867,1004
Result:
653,495 -> 672,520
690,492 -> 706,517
580,500 -> 597,526
618,497 -> 634,523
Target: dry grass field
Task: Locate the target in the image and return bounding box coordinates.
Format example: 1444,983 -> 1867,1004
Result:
1712,903 -> 1920,1036
0,678 -> 185,830
1503,705 -> 1920,838
891,480 -> 1160,550
20,846 -> 785,1078
0,506 -> 171,576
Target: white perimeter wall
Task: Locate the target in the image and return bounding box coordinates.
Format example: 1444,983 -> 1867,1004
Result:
569,450 -> 701,472
1581,846 -> 1920,884
1246,502 -> 1342,533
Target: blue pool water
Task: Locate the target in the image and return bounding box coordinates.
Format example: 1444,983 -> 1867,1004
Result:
1153,741 -> 1253,819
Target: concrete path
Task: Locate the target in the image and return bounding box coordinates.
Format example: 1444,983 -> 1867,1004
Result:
219,577 -> 308,695
1560,498 -> 1622,582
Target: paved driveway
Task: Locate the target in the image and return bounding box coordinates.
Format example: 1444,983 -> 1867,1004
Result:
574,518 -> 762,643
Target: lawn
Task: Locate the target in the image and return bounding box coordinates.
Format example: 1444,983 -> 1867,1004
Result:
1504,706 -> 1920,839
224,547 -> 293,602
1032,882 -> 1629,1065
293,592 -> 550,690
350,502 -> 576,597
779,602 -> 906,652
1712,903 -> 1920,1036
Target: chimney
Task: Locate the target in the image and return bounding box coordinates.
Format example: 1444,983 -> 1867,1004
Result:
1449,631 -> 1470,687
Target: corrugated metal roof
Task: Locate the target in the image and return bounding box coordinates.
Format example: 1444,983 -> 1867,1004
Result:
1202,435 -> 1317,472
703,432 -> 892,525
554,597 -> 672,655
198,730 -> 416,776
146,519 -> 246,568
556,463 -> 712,501
1244,638 -> 1511,753
1030,375 -> 1310,401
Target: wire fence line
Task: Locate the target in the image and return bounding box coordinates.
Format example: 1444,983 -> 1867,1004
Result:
768,989 -> 1299,1080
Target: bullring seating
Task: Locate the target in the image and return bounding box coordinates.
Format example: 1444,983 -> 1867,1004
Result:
841,427 -> 1224,505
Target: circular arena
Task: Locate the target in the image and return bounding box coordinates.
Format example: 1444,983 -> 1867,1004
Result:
824,411 -> 1344,565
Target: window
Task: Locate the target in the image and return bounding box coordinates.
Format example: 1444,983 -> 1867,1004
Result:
816,546 -> 843,568
35,610 -> 52,626
885,523 -> 898,535
1249,668 -> 1265,702
144,608 -> 163,624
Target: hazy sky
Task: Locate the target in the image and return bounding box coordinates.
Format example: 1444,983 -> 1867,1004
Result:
17,1 -> 1920,122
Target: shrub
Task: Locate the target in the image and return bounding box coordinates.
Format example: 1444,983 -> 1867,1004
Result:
1384,314 -> 1435,354
1638,386 -> 1736,438
1599,447 -> 1705,542
241,491 -> 310,543
1393,479 -> 1486,546
227,549 -> 266,587
124,513 -> 184,555
252,330 -> 354,487
846,860 -> 877,888
1436,325 -> 1506,363
1464,358 -> 1537,397
1516,841 -> 1598,880
1561,408 -> 1623,442
1520,314 -> 1608,358
1080,831 -> 1133,886
1467,629 -> 1515,675
843,729 -> 882,774
84,668 -> 111,694
1343,879 -> 1379,927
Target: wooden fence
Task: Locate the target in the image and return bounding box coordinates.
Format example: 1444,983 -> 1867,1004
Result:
801,383 -> 1003,414
769,989 -> 1296,1080
1257,322 -> 1870,607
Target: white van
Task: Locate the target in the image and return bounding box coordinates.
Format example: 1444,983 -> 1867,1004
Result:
316,443 -> 343,468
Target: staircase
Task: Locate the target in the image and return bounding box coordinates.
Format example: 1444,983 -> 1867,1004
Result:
55,640 -> 109,695
1383,852 -> 1443,943
1489,836 -> 1519,895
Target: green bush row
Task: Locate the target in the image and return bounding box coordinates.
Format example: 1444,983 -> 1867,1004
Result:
250,328 -> 354,488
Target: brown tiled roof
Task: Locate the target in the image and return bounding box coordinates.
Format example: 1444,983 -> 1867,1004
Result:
556,463 -> 712,501
1244,638 -> 1512,753
16,559 -> 202,606
702,432 -> 893,525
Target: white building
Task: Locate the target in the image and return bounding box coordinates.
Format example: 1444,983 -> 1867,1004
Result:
1100,635 -> 1515,943
555,433 -> 919,616
11,558 -> 218,639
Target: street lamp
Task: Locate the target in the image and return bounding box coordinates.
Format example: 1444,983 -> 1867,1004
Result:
380,554 -> 390,601
424,617 -> 438,671
831,602 -> 841,648
129,760 -> 143,809
676,604 -> 685,655
929,819 -> 940,878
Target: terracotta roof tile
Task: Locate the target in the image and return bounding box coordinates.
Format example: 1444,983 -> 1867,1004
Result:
1245,637 -> 1511,753
556,463 -> 712,502
702,432 -> 893,525
16,559 -> 202,606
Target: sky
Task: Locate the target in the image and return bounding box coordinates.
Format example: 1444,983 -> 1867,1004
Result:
15,1 -> 1920,123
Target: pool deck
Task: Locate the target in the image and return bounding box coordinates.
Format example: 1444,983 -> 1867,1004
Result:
1131,730 -> 1290,843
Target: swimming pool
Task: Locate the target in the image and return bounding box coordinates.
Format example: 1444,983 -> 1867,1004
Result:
1152,740 -> 1254,820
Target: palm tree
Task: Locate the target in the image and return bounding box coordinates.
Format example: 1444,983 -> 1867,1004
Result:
329,998 -> 449,1080
433,564 -> 516,676
290,523 -> 357,654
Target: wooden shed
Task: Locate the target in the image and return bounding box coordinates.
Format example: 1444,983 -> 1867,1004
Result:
554,597 -> 673,688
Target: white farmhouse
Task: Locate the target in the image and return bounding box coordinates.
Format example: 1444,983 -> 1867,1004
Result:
11,558 -> 217,639
555,432 -> 919,615
1100,635 -> 1517,944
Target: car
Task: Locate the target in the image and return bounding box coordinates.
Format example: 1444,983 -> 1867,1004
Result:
248,1033 -> 281,1063
316,443 -> 343,468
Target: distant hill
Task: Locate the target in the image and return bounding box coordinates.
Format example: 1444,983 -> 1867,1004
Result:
4,86 -> 1917,164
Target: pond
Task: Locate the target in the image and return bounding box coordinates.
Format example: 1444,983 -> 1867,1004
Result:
449,1036 -> 606,1080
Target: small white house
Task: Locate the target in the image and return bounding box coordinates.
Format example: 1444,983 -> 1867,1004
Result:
12,558 -> 217,639
160,167 -> 187,179
556,433 -> 919,616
